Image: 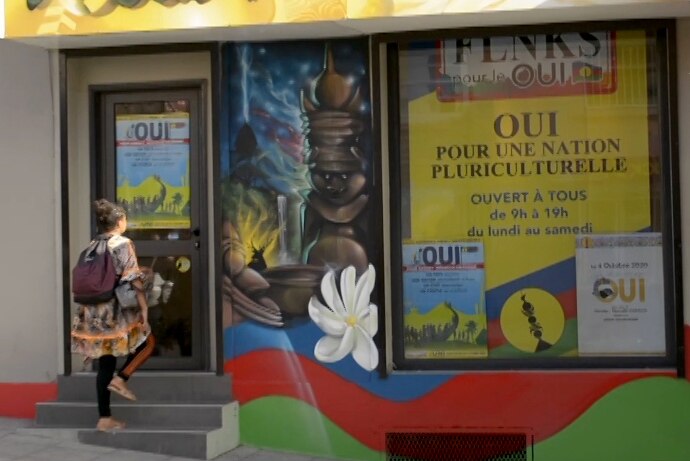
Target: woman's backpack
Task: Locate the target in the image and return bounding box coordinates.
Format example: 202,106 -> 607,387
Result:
72,235 -> 118,304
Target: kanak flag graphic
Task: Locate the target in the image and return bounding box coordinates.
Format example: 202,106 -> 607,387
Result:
572,61 -> 604,83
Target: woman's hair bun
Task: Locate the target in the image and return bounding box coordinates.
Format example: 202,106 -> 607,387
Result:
93,198 -> 125,233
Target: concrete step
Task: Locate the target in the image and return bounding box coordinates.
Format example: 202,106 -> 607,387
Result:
57,372 -> 232,402
35,373 -> 239,459
16,426 -> 81,441
78,425 -> 239,460
36,401 -> 232,429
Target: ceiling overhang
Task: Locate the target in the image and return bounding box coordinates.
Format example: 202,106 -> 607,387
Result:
5,1 -> 690,49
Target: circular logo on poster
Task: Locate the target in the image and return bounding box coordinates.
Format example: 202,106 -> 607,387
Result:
500,288 -> 565,353
175,256 -> 191,273
592,277 -> 616,302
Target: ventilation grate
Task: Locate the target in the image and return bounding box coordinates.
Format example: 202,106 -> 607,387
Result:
386,432 -> 529,461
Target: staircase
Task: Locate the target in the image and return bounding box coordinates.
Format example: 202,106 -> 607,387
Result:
33,372 -> 239,459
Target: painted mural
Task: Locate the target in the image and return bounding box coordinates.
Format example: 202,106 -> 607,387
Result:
219,38 -> 690,461
221,39 -> 378,367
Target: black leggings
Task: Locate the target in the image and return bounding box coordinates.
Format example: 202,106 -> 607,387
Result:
96,335 -> 155,417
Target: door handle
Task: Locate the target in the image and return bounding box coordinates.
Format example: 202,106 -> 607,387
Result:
192,228 -> 201,237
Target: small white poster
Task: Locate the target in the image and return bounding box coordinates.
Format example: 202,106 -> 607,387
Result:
575,233 -> 665,356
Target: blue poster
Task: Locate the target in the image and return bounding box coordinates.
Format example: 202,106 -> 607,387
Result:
402,241 -> 487,359
116,112 -> 191,229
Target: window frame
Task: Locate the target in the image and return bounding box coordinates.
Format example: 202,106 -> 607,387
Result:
375,19 -> 683,372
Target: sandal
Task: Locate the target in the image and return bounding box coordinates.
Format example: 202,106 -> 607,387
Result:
107,378 -> 137,401
96,418 -> 126,432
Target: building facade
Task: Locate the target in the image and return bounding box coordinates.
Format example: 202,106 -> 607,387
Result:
2,1 -> 690,460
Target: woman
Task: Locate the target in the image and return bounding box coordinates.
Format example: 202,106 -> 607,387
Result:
71,199 -> 156,432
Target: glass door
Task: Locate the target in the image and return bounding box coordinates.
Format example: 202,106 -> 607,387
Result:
96,85 -> 207,370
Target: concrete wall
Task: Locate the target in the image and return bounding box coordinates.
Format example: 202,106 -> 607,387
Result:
0,39 -> 57,382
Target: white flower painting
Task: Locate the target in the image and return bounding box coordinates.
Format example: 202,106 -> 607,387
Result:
308,264 -> 379,371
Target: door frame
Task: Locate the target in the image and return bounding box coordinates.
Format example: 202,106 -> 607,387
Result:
90,80 -> 210,370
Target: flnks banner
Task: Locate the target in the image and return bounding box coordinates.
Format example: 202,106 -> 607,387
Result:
437,32 -> 616,101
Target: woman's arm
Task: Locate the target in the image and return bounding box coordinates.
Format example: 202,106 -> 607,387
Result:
117,238 -> 150,327
131,278 -> 149,327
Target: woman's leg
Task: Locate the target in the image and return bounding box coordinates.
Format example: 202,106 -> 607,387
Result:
97,355 -> 116,417
118,334 -> 156,381
107,334 -> 156,401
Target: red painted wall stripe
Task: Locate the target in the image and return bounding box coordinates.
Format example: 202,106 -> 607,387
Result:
227,350 -> 669,450
0,382 -> 57,419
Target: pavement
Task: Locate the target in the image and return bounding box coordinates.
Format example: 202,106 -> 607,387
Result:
0,418 -> 339,461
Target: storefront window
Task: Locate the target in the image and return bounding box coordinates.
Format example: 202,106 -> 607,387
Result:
388,23 -> 678,369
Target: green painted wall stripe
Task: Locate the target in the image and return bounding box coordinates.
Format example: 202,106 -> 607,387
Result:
536,377 -> 690,461
240,396 -> 383,461
240,377 -> 690,461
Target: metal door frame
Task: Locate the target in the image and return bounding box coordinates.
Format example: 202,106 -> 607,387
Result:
90,81 -> 209,370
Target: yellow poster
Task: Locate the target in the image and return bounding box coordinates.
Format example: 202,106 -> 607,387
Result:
402,30 -> 654,358
116,112 -> 191,230
406,30 -> 650,291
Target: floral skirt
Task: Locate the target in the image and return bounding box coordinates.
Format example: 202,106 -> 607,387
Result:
71,300 -> 148,359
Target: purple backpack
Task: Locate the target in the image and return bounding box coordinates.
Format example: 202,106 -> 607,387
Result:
72,235 -> 118,304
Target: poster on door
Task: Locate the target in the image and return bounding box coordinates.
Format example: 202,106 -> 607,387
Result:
575,233 -> 665,355
402,241 -> 488,359
116,112 -> 191,229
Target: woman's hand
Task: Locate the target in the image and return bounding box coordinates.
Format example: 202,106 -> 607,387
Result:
140,310 -> 150,332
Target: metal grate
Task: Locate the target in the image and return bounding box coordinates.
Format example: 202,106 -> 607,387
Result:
386,432 -> 529,461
